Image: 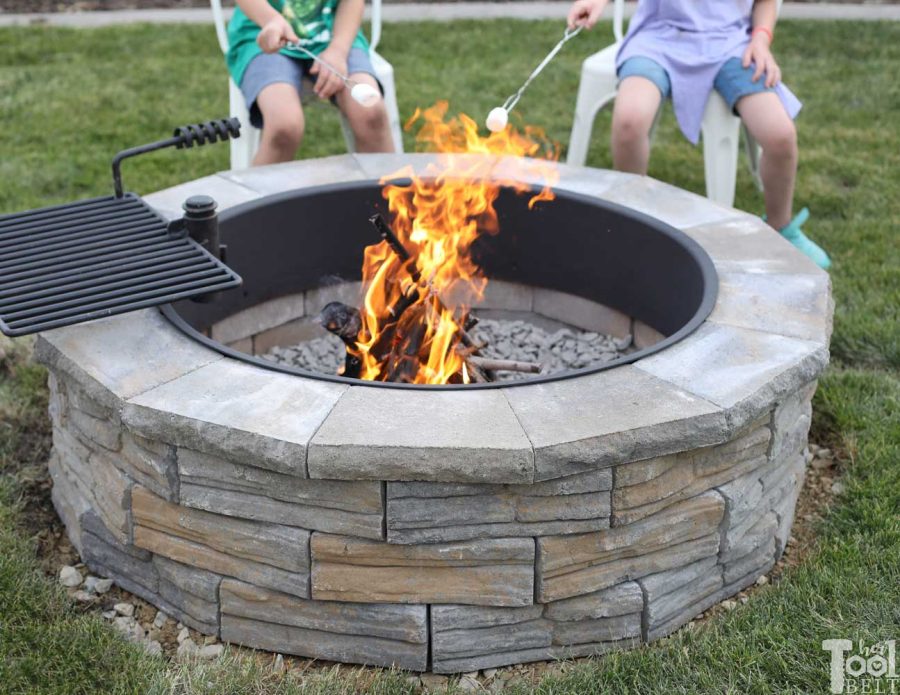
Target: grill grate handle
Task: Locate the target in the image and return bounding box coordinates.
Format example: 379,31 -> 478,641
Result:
112,117 -> 241,198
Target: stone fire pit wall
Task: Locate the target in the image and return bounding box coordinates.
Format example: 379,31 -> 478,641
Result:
37,155 -> 833,673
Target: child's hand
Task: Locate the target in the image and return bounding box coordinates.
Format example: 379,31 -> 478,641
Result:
567,0 -> 607,30
742,32 -> 781,88
310,44 -> 349,100
257,16 -> 299,54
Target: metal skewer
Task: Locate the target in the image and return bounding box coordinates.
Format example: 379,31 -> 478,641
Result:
282,41 -> 381,106
486,26 -> 583,131
502,26 -> 583,113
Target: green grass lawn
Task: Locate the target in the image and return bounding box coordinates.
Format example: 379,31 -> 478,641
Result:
0,18 -> 898,694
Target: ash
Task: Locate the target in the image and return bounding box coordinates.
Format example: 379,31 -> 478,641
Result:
261,318 -> 633,382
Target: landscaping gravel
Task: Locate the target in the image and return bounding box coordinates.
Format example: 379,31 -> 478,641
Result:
262,317 -> 633,381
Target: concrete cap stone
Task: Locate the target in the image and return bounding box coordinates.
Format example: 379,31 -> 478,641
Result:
680,215 -> 824,276
308,386 -> 534,483
34,309 -> 222,410
504,365 -> 728,482
709,271 -> 833,344
123,358 -> 347,477
601,176 -> 741,230
142,174 -> 262,221
220,154 -> 366,195
634,322 -> 828,433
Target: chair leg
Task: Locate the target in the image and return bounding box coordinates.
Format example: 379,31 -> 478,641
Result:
567,81 -> 615,167
370,53 -> 404,153
701,94 -> 741,207
743,123 -> 764,192
647,102 -> 665,147
379,71 -> 404,153
339,114 -> 357,153
229,79 -> 259,170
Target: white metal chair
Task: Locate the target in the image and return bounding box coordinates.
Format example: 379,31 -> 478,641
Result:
210,0 -> 404,169
566,0 -> 782,207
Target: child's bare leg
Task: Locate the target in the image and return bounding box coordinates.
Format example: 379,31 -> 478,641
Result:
335,74 -> 394,153
254,83 -> 305,165
736,91 -> 798,230
611,76 -> 662,175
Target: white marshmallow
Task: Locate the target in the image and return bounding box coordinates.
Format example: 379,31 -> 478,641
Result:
486,107 -> 509,133
350,83 -> 381,108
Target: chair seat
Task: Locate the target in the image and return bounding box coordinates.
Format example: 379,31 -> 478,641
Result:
370,50 -> 393,76
582,42 -> 621,75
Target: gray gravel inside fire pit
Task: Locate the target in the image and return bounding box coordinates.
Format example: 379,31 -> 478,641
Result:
262,319 -> 633,382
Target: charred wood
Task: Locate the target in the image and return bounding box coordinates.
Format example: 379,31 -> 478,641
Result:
467,356 -> 542,374
317,301 -> 362,345
369,213 -> 412,263
315,301 -> 363,378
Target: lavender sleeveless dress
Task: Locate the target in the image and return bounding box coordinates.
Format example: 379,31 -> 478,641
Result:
616,0 -> 802,144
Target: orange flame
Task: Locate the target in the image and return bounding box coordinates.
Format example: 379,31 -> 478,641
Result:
350,101 -> 560,384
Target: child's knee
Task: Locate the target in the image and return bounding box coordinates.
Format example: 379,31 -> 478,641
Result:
350,103 -> 389,136
612,106 -> 653,144
762,119 -> 797,157
266,116 -> 304,151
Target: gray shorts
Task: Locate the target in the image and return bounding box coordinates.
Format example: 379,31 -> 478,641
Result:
240,47 -> 380,128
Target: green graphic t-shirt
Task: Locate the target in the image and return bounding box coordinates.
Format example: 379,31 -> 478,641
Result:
226,0 -> 369,86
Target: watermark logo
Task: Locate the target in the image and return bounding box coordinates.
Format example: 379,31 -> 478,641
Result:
822,639 -> 899,694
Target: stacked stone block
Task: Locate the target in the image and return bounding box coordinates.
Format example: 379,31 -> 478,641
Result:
41,358 -> 816,672
386,470 -> 611,544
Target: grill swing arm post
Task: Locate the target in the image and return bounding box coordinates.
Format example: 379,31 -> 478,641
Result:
111,118 -> 242,198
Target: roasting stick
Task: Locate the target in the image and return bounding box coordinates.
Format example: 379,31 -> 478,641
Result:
486,26 -> 583,132
283,42 -> 381,107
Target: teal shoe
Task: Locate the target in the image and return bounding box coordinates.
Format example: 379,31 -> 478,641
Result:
776,208 -> 832,270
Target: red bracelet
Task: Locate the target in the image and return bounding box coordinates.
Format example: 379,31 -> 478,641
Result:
752,26 -> 774,44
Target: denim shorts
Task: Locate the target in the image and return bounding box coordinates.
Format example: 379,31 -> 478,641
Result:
240,47 -> 380,128
617,55 -> 775,112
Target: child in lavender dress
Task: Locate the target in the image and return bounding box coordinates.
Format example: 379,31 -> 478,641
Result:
567,0 -> 831,269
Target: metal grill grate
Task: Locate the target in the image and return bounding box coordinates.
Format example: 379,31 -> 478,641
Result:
0,194 -> 241,337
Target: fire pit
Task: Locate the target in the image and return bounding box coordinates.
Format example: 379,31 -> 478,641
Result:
162,173 -> 716,389
36,152 -> 832,673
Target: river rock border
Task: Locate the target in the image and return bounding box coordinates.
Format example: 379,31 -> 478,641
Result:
37,154 -> 832,673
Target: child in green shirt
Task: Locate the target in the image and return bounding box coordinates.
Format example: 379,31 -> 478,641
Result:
227,0 -> 394,165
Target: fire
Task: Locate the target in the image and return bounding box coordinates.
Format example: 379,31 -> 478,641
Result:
350,101 -> 560,384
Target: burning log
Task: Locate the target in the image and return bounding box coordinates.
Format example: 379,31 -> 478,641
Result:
370,213 -> 412,264
334,212 -> 535,385
467,356 -> 542,374
368,214 -> 483,383
385,305 -> 429,383
317,301 -> 362,343
316,301 -> 363,379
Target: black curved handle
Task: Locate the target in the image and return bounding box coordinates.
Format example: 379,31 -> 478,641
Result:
112,117 -> 242,198
174,118 -> 242,148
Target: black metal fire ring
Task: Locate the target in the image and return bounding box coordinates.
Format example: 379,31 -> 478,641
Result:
160,180 -> 719,391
